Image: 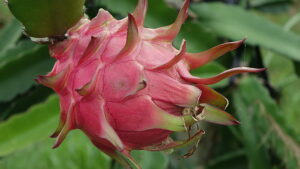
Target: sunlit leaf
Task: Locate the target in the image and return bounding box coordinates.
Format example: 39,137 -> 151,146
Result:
0,130 -> 111,169
262,50 -> 297,88
0,19 -> 22,55
0,1 -> 12,23
0,95 -> 59,156
0,43 -> 54,101
191,3 -> 300,61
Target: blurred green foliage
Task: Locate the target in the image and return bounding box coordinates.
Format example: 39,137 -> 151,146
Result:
0,0 -> 300,169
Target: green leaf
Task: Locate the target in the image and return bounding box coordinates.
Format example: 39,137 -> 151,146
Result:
233,89 -> 271,169
132,151 -> 169,169
0,130 -> 111,169
7,0 -> 85,37
113,151 -> 169,169
0,42 -> 54,101
280,79 -> 300,135
262,49 -> 297,88
0,1 -> 12,23
248,0 -> 290,8
0,19 -> 22,55
0,40 -> 35,61
234,77 -> 300,169
1,86 -> 53,120
0,95 -> 59,156
191,3 -> 300,61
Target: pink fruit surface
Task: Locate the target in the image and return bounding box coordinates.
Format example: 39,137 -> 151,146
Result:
36,0 -> 264,168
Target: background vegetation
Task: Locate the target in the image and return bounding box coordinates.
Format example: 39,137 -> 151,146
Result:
0,0 -> 300,168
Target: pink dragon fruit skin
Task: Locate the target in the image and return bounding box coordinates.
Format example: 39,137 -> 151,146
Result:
36,0 -> 265,168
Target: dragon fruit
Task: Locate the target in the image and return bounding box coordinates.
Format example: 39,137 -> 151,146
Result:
36,0 -> 264,168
